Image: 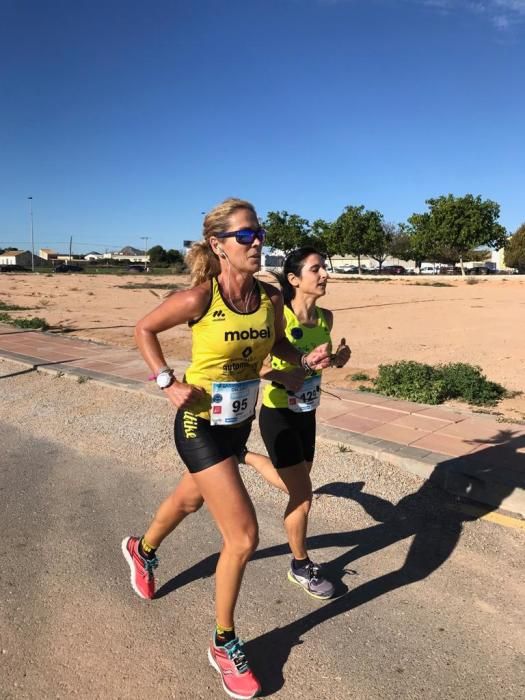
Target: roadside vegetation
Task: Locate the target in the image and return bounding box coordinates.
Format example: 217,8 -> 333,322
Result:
0,312 -> 49,330
0,300 -> 32,311
116,282 -> 182,290
358,360 -> 508,407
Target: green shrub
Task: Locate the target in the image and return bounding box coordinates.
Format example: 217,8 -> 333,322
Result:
0,311 -> 49,330
0,301 -> 32,311
373,361 -> 506,407
12,316 -> 49,330
350,372 -> 370,381
438,363 -> 506,406
374,361 -> 447,404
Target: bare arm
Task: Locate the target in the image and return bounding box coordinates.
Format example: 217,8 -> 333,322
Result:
263,281 -> 331,373
135,283 -> 210,408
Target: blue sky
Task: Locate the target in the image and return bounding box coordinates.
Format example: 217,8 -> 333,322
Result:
1,0 -> 524,254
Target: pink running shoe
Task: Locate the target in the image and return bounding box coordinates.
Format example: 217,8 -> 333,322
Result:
121,536 -> 158,600
208,636 -> 261,699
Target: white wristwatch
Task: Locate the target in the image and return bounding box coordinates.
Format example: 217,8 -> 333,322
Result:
156,368 -> 175,390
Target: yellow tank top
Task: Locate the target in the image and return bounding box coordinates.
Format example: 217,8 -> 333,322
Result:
185,277 -> 275,419
262,304 -> 331,409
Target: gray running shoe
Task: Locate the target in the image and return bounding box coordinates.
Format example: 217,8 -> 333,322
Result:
287,561 -> 335,600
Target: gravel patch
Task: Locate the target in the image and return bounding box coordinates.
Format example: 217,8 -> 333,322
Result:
1,357 -> 523,562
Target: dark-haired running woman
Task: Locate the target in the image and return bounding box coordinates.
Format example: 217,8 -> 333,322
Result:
243,247 -> 351,600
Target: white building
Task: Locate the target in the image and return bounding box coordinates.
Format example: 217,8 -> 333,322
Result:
0,250 -> 47,267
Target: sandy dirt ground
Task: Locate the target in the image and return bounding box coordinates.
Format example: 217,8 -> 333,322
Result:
1,271 -> 524,421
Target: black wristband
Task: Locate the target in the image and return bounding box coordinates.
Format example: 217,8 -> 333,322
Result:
301,353 -> 313,372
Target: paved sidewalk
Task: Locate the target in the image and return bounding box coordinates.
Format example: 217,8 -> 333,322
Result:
1,324 -> 523,517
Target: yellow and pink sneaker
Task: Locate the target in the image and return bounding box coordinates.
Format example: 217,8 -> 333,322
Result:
121,536 -> 158,600
208,635 -> 261,699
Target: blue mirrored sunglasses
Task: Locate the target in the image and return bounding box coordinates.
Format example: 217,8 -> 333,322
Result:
216,228 -> 267,245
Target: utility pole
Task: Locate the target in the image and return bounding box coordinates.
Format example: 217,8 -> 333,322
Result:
140,236 -> 149,269
140,236 -> 149,255
27,196 -> 34,272
69,235 -> 73,261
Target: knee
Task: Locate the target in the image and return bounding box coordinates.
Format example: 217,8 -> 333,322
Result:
225,525 -> 259,559
288,484 -> 313,511
182,496 -> 204,515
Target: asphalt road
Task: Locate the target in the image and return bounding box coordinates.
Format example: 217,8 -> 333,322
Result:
0,365 -> 524,699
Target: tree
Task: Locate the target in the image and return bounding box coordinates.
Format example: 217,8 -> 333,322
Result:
147,245 -> 168,265
407,212 -> 441,268
504,223 -> 525,271
309,219 -> 336,270
166,248 -> 184,265
369,222 -> 395,271
263,211 -> 311,254
408,194 -> 507,275
333,205 -> 384,273
388,224 -> 415,263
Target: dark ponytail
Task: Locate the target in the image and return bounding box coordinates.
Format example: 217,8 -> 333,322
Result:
271,246 -> 325,308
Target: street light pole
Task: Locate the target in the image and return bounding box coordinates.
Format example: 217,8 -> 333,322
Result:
140,236 -> 149,269
140,235 -> 149,255
27,196 -> 34,272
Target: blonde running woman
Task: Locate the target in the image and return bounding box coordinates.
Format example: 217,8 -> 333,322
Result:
121,200 -> 331,699
242,247 -> 351,600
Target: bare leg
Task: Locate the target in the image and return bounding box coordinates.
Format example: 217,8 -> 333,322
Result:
143,471 -> 204,548
279,462 -> 313,561
192,457 -> 258,629
245,450 -> 289,493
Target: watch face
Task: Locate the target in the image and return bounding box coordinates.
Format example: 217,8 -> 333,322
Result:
156,372 -> 173,389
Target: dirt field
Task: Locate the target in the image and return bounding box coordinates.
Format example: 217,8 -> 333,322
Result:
1,272 -> 524,421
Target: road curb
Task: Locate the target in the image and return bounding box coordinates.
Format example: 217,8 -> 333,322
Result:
1,349 -> 524,522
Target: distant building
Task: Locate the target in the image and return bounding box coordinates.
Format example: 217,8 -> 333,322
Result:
39,248 -> 58,261
262,252 -> 285,270
118,246 -> 144,257
38,248 -> 84,263
101,252 -> 149,263
491,248 -> 508,271
0,250 -> 47,267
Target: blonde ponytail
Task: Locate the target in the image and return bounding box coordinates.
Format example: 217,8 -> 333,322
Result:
186,240 -> 221,287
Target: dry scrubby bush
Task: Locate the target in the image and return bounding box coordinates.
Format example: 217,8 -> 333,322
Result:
0,312 -> 49,330
372,361 -> 507,406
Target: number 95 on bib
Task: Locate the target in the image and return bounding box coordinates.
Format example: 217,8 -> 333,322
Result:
210,379 -> 260,426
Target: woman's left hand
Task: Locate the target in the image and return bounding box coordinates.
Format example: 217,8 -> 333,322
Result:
304,342 -> 332,370
330,337 -> 352,368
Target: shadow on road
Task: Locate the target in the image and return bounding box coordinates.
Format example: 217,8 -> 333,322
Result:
49,324 -> 135,334
0,358 -> 85,379
158,430 -> 523,695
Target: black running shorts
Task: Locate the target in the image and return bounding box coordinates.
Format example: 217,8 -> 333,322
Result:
258,405 -> 316,469
174,410 -> 253,474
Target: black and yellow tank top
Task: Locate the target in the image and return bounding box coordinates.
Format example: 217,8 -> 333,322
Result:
185,277 -> 275,419
262,304 -> 331,409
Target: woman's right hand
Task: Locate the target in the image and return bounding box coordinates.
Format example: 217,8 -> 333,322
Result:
164,380 -> 206,409
273,367 -> 306,393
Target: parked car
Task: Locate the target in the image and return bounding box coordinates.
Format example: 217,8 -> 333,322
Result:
380,265 -> 407,275
334,264 -> 358,274
465,266 -> 494,275
127,264 -> 148,273
53,263 -> 83,273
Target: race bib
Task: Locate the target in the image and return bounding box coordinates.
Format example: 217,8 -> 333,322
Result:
210,379 -> 260,426
288,375 -> 321,413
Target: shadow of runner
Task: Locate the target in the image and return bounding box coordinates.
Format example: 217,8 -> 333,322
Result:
0,358 -> 87,379
244,429 -> 524,695
156,430 -> 523,695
